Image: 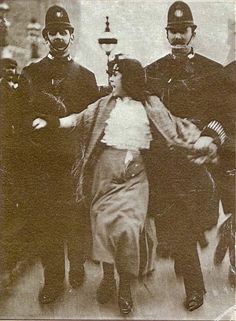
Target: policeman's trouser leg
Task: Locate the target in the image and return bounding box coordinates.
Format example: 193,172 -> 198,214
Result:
38,229 -> 65,304
67,217 -> 86,269
41,238 -> 65,287
66,214 -> 87,288
38,217 -> 65,287
174,243 -> 206,297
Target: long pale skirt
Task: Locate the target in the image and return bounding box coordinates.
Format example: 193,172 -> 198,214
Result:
90,147 -> 156,277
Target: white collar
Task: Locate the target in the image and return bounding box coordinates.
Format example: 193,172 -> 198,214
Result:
116,96 -> 132,103
47,53 -> 72,61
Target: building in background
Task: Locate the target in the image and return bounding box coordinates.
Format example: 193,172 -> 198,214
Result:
1,0 -> 235,84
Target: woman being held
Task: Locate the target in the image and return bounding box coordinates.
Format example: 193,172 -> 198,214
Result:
33,56 -> 217,314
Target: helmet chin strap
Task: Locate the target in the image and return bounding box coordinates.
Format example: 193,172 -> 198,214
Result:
46,36 -> 71,55
170,33 -> 194,56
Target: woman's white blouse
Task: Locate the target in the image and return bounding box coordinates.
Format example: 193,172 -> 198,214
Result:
101,97 -> 152,151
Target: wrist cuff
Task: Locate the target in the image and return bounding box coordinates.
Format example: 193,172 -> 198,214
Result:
201,120 -> 226,145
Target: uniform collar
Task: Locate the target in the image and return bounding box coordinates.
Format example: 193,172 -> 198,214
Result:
188,49 -> 195,59
47,52 -> 72,61
9,81 -> 18,89
0,78 -> 17,89
170,47 -> 195,60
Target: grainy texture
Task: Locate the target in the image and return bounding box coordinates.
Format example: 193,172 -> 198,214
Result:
0,0 -> 235,320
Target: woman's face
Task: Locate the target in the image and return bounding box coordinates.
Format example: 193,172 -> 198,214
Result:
110,68 -> 127,97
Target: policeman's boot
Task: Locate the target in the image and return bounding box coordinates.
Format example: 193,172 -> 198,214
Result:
39,258 -> 65,304
39,282 -> 65,304
69,264 -> 85,289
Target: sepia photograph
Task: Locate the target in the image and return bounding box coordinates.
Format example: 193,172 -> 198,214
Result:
0,0 -> 235,320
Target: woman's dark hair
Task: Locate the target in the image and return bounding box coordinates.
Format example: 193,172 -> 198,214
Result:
107,55 -> 147,103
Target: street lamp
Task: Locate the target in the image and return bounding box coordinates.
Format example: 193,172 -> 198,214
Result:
98,16 -> 117,83
0,0 -> 10,58
27,17 -> 41,59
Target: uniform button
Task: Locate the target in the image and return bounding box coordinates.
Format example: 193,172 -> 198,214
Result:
132,174 -> 135,177
135,164 -> 138,167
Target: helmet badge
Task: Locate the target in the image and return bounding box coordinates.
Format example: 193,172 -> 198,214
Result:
56,10 -> 63,18
175,9 -> 183,17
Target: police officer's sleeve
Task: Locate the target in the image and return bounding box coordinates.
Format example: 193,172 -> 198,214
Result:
200,68 -> 228,146
15,68 -> 33,136
85,72 -> 99,106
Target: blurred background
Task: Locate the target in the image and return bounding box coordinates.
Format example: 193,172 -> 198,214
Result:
0,0 -> 235,85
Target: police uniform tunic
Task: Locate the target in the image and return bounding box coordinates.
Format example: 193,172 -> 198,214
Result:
145,51 -> 224,297
17,54 -> 98,286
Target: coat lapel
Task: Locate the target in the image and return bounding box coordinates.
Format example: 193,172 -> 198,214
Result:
145,95 -> 178,145
84,94 -> 116,162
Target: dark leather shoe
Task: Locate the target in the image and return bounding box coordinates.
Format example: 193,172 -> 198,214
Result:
185,291 -> 204,311
38,284 -> 64,304
118,286 -> 133,315
96,277 -> 116,304
69,265 -> 85,289
118,296 -> 133,315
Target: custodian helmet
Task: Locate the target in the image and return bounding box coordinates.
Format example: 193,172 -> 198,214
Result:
166,1 -> 197,30
42,5 -> 74,38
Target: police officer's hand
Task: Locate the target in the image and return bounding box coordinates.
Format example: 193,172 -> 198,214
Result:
32,118 -> 48,130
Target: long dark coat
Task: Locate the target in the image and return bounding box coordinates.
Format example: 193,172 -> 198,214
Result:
144,53 -> 222,251
17,56 -> 98,165
214,61 -> 235,214
145,53 -> 224,128
16,56 -> 99,210
12,56 -> 99,277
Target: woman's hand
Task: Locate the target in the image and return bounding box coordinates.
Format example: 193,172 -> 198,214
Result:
193,136 -> 214,152
32,118 -> 47,130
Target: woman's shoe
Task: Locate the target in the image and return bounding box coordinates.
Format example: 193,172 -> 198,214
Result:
118,283 -> 133,315
69,265 -> 85,289
96,277 -> 116,304
184,291 -> 204,311
118,295 -> 133,315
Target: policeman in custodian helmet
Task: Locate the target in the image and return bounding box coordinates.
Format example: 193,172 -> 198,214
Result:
17,5 -> 98,304
165,0 -> 198,56
42,5 -> 74,57
145,1 -> 225,312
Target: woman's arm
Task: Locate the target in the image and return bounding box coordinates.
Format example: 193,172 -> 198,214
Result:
145,95 -> 200,148
32,98 -> 100,130
146,95 -> 219,164
32,113 -> 81,129
59,113 -> 81,128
